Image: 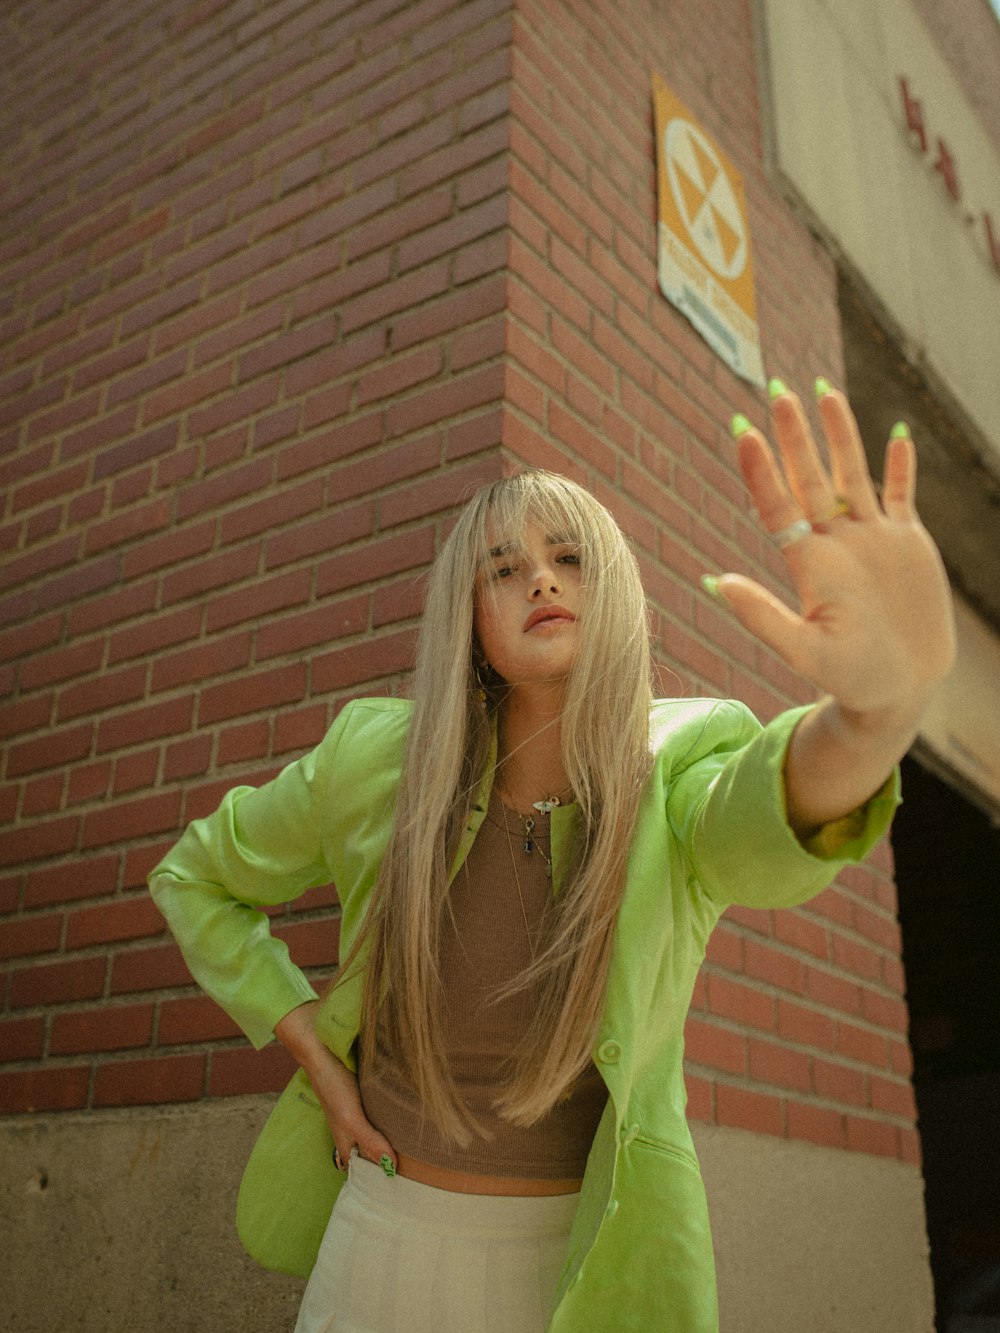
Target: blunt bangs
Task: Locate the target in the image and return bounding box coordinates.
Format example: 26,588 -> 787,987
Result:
457,470 -> 631,590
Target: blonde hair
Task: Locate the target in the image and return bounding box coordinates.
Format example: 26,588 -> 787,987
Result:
348,469 -> 653,1141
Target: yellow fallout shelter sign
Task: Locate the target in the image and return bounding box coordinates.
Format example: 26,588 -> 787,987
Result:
653,72 -> 765,386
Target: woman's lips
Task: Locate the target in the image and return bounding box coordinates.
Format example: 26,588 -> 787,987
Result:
523,606 -> 576,631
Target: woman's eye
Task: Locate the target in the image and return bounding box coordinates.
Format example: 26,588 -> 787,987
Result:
557,552 -> 580,566
493,564 -> 515,579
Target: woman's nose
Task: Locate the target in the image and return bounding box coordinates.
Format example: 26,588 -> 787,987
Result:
528,562 -> 560,596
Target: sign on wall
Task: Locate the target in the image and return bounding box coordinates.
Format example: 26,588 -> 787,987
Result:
652,72 -> 765,386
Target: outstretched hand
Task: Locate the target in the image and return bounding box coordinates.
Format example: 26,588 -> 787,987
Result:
716,381 -> 955,727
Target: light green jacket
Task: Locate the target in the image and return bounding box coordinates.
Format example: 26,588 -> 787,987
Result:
149,696 -> 898,1331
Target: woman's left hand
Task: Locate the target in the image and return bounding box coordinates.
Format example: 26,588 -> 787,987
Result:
275,1000 -> 398,1175
715,381 -> 955,726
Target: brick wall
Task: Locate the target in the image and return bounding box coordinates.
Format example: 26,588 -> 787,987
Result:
1,0 -> 917,1166
500,0 -> 915,1163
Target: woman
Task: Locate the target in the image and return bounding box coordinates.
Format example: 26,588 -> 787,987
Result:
150,382 -> 955,1331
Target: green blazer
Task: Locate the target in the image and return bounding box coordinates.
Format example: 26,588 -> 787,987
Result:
149,696 -> 898,1331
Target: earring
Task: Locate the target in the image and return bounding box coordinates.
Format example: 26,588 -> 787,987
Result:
473,663 -> 490,703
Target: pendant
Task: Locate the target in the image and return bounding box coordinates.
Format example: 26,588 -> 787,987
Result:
523,815 -> 535,854
532,796 -> 561,814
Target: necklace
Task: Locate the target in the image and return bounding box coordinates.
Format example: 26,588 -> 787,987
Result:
499,803 -> 536,947
514,810 -> 553,876
492,780 -> 555,876
494,749 -> 565,877
493,800 -> 553,876
498,750 -> 569,817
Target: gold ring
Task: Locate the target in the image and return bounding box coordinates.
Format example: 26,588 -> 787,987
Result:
772,518 -> 812,548
812,496 -> 852,526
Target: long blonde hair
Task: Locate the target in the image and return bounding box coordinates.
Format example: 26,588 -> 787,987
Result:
349,469 -> 653,1141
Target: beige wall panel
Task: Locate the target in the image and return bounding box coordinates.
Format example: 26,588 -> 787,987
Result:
694,1122 -> 935,1333
919,593 -> 1000,809
762,0 -> 924,340
761,0 -> 1000,447
838,58 -> 925,335
815,0 -> 888,87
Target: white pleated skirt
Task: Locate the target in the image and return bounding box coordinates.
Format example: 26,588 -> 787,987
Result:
293,1156 -> 579,1333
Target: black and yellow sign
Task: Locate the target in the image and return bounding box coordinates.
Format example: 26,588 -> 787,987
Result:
653,72 -> 765,385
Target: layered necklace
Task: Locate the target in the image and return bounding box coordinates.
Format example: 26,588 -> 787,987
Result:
491,792 -> 557,875
505,801 -> 556,876
499,802 -> 540,950
493,753 -> 569,879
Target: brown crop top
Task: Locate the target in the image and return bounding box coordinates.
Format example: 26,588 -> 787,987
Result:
358,785 -> 609,1179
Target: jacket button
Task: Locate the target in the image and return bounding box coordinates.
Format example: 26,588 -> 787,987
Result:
597,1040 -> 622,1064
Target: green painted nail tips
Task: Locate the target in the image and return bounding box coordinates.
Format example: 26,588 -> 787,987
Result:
380,1154 -> 396,1177
700,575 -> 723,601
814,377 -> 833,399
730,413 -> 752,438
767,377 -> 788,400
889,421 -> 911,439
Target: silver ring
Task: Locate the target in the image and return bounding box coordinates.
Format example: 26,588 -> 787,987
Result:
772,518 -> 812,549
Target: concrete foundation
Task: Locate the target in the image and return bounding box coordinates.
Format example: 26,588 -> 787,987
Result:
693,1122 -> 935,1333
2,1098 -> 303,1333
1,1101 -> 934,1331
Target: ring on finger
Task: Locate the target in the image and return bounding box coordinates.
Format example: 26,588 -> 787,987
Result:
771,517 -> 812,548
811,495 -> 852,526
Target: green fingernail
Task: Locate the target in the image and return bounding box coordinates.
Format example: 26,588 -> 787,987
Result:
730,413 -> 752,438
814,376 -> 833,399
889,420 -> 911,439
380,1154 -> 396,1177
767,377 -> 788,400
700,574 -> 724,601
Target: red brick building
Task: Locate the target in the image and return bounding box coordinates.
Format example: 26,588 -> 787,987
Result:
3,1 -> 999,1328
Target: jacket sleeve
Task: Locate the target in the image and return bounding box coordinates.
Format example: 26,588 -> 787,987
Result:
147,705 -> 356,1049
666,701 -> 900,910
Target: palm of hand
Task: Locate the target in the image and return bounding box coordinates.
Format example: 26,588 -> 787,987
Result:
780,513 -> 953,715
721,387 -> 955,720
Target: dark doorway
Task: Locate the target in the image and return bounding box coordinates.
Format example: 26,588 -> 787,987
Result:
894,754 -> 1000,1332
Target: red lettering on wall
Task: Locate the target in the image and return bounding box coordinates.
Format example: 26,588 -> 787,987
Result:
933,139 -> 961,203
984,213 -> 1000,277
898,77 -> 928,153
